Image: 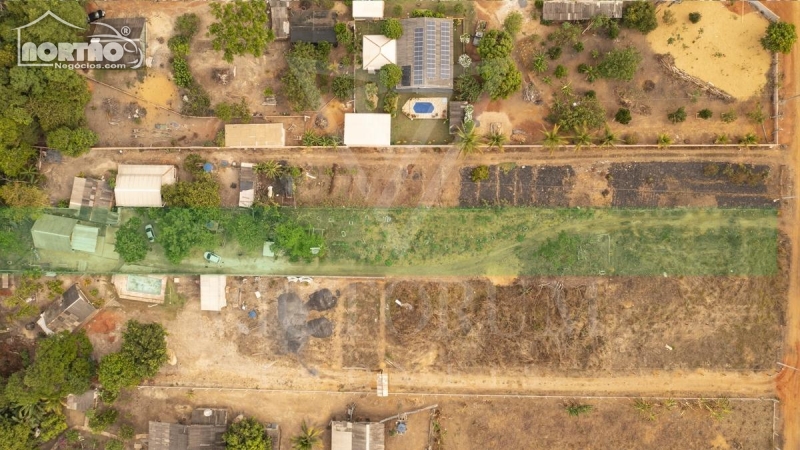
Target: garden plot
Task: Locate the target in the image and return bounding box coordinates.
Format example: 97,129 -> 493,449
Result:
385,270 -> 786,372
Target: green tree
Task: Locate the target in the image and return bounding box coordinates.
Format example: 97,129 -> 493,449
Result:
668,106 -> 687,123
162,175 -> 221,208
97,351 -> 138,402
168,35 -> 191,58
762,22 -> 797,54
282,43 -> 323,112
175,13 -> 201,38
381,18 -> 403,39
572,126 -> 592,151
273,220 -> 325,262
208,0 -> 274,62
215,102 -> 234,121
478,57 -> 522,100
156,208 -> 217,264
598,127 -> 617,148
542,124 -> 566,151
477,30 -> 514,60
0,418 -> 33,450
622,0 -> 658,34
121,321 -> 168,379
0,183 -> 48,210
456,123 -> 480,156
597,47 -> 642,81
88,408 -> 118,433
378,64 -> 403,89
223,417 -> 272,450
106,440 -> 124,450
332,76 -> 355,101
454,74 -> 483,102
688,12 -> 702,24
547,46 -> 562,60
291,421 -> 322,450
503,11 -> 524,36
0,145 -> 37,179
114,217 -> 149,264
45,127 -> 98,157
6,332 -> 94,405
698,109 -> 713,119
470,165 -> 490,182
615,108 -> 632,124
5,0 -> 87,45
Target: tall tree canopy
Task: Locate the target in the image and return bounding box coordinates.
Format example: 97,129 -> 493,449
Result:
597,47 -> 642,81
114,216 -> 149,263
478,57 -> 522,100
223,417 -> 272,450
761,21 -> 797,54
622,0 -> 658,34
477,30 -> 513,60
208,0 -> 274,63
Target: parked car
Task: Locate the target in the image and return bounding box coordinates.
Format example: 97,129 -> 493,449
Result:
204,252 -> 221,263
87,10 -> 105,23
144,224 -> 155,243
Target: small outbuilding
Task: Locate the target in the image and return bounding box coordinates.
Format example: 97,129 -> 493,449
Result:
148,408 -> 228,450
69,176 -> 114,223
31,214 -> 99,254
542,0 -> 624,21
239,163 -> 255,207
344,114 -> 391,147
200,275 -> 227,312
114,164 -> 176,207
37,284 -> 97,335
353,0 -> 385,19
111,275 -> 167,304
362,35 -> 396,72
225,124 -> 285,148
331,421 -> 385,450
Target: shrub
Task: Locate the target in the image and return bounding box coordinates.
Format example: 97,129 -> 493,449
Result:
332,76 -> 354,101
597,47 -> 642,81
392,4 -> 403,17
698,109 -> 712,119
615,108 -> 632,124
453,3 -> 465,16
172,57 -> 193,88
471,165 -> 490,182
547,46 -> 562,60
454,74 -> 483,103
607,21 -> 620,39
214,102 -> 233,121
623,133 -> 639,145
622,0 -> 658,34
175,13 -> 200,38
554,65 -> 567,78
762,21 -> 797,54
721,110 -> 737,123
503,11 -> 524,36
168,35 -> 190,58
378,64 -> 403,89
88,408 -> 118,433
662,10 -> 676,25
668,106 -> 687,123
381,18 -> 403,39
573,41 -> 584,52
383,92 -> 399,117
688,12 -> 701,24
119,424 -> 135,440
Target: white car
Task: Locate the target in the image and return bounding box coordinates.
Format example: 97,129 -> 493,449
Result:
203,252 -> 221,263
144,224 -> 155,243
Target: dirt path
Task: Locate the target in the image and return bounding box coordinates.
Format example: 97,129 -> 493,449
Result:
769,2 -> 800,448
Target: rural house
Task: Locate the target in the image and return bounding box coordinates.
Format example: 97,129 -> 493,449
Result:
290,9 -> 337,44
396,18 -> 453,91
353,0 -> 385,19
362,34 -> 397,72
36,284 -> 97,335
542,0 -> 624,21
69,176 -> 115,223
114,164 -> 176,207
331,421 -> 385,450
344,114 -> 392,147
31,214 -> 99,254
148,408 -> 228,450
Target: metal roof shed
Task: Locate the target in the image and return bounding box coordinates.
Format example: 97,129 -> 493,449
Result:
114,165 -> 176,207
37,284 -> 97,334
225,124 -> 286,148
71,224 -> 99,253
353,1 -> 385,19
200,275 -> 227,311
239,163 -> 255,207
542,0 -> 624,21
31,214 -> 78,252
344,114 -> 391,147
331,421 -> 385,450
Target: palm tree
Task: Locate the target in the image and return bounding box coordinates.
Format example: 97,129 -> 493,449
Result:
254,160 -> 284,179
572,126 -> 592,151
457,123 -> 480,156
542,124 -> 566,152
714,133 -> 729,144
739,132 -> 758,148
656,133 -> 672,148
291,421 -> 322,450
483,131 -> 507,152
598,126 -> 617,148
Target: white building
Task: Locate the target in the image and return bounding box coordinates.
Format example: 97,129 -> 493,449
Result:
362,35 -> 396,72
352,1 -> 385,19
114,165 -> 176,207
344,114 -> 391,147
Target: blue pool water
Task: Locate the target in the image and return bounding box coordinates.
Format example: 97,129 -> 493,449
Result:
413,102 -> 435,114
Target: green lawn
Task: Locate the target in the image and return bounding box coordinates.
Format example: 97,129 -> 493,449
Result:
391,93 -> 453,145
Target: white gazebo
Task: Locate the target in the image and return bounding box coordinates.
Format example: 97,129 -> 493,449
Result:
352,0 -> 385,19
344,114 -> 391,147
362,35 -> 396,72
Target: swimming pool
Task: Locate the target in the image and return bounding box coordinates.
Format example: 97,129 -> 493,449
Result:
413,102 -> 435,114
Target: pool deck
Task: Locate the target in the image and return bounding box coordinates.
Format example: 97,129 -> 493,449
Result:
401,97 -> 449,120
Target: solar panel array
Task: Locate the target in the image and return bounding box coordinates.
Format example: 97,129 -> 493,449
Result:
440,22 -> 451,80
414,27 -> 423,85
425,21 -> 436,80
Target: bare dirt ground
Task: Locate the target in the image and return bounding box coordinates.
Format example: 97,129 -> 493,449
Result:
117,388 -> 775,450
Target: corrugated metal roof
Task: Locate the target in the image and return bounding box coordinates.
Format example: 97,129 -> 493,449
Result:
71,224 -> 99,253
344,114 -> 391,147
190,408 -> 228,426
225,124 -> 285,148
200,275 -> 227,311
353,1 -> 385,19
31,214 -> 78,252
118,165 -> 177,184
542,0 -> 624,21
148,422 -> 188,450
239,163 -> 255,208
114,174 -> 164,207
40,285 -> 97,334
331,421 -> 385,450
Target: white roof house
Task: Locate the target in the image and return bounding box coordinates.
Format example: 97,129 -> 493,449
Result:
114,165 -> 176,207
352,1 -> 385,19
362,35 -> 396,72
344,114 -> 391,147
200,275 -> 227,312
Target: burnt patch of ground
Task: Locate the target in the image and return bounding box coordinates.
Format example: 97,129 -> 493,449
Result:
459,165 -> 575,207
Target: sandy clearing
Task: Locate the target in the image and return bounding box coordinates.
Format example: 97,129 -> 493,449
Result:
646,1 -> 770,100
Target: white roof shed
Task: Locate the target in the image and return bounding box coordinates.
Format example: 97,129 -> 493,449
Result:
353,1 -> 385,19
114,165 -> 176,207
362,35 -> 396,72
200,275 -> 227,312
344,114 -> 391,147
